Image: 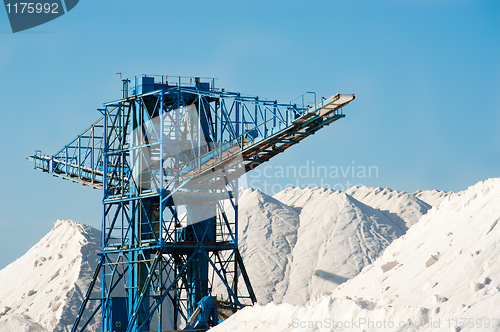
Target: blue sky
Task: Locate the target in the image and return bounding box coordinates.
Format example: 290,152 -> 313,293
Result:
0,0 -> 499,269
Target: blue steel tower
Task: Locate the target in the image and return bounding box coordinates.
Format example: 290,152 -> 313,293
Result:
28,75 -> 354,331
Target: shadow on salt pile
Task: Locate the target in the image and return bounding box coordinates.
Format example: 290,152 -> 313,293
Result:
313,270 -> 348,284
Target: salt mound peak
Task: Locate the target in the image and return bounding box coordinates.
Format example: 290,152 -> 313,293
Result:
0,220 -> 100,332
346,185 -> 431,231
413,188 -> 453,208
235,187 -> 404,306
281,190 -> 404,305
329,177 -> 500,328
275,185 -> 431,232
272,186 -> 340,209
212,177 -> 500,332
226,188 -> 404,306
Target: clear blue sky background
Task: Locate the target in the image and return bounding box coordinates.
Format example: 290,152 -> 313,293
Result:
0,0 -> 499,269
